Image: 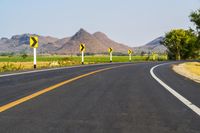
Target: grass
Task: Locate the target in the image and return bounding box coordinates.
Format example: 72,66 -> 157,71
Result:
173,62 -> 200,83
0,56 -> 66,62
0,55 -> 168,72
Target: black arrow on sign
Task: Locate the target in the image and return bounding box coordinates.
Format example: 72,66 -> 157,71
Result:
31,37 -> 37,47
81,44 -> 84,51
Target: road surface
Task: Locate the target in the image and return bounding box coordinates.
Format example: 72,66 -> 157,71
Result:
0,62 -> 199,133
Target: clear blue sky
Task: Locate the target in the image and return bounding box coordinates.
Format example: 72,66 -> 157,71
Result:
0,0 -> 199,46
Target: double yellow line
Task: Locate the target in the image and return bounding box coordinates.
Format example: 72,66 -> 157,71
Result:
0,64 -> 130,113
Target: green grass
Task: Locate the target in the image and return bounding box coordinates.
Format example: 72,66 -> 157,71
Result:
0,55 -> 168,72
0,56 -> 66,62
0,55 -> 167,63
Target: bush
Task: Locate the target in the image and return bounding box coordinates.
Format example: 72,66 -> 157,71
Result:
21,53 -> 28,59
1,63 -> 24,72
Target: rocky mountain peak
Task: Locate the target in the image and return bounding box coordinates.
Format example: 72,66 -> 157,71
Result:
71,28 -> 93,41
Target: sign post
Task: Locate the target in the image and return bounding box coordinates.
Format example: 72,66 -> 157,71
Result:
80,43 -> 85,65
33,48 -> 37,68
128,49 -> 132,62
30,36 -> 38,69
108,48 -> 113,63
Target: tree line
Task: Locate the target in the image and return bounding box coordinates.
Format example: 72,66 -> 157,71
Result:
162,9 -> 200,60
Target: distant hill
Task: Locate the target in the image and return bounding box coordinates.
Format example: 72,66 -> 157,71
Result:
133,37 -> 167,54
55,29 -> 131,54
0,30 -> 167,55
145,36 -> 164,46
0,29 -> 131,55
0,34 -> 59,54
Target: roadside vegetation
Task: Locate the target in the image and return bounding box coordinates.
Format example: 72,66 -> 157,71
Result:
162,9 -> 200,60
0,54 -> 168,72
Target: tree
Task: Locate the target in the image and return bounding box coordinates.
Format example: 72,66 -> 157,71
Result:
162,29 -> 198,60
181,30 -> 198,59
190,9 -> 200,56
190,9 -> 200,34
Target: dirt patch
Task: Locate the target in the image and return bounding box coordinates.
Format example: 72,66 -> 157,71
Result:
173,62 -> 200,83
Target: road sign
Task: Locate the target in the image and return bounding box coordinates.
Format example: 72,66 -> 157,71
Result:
30,36 -> 38,69
80,43 -> 85,52
108,48 -> 113,62
108,47 -> 113,53
30,36 -> 38,48
128,49 -> 132,62
80,43 -> 85,64
128,49 -> 132,55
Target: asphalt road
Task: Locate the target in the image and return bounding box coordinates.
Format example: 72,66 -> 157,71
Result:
0,62 -> 199,133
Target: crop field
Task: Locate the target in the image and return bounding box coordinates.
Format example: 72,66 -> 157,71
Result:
0,55 -> 168,72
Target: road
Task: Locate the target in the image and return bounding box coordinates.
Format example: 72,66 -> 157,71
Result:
0,62 -> 199,133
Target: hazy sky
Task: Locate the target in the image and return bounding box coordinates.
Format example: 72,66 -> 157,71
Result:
0,0 -> 199,46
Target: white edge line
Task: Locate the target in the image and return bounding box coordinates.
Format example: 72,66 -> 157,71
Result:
150,63 -> 200,116
0,62 -> 127,78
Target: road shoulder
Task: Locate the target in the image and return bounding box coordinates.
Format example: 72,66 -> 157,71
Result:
172,62 -> 200,83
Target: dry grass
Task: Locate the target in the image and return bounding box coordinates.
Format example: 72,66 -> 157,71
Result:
0,55 -> 168,73
173,62 -> 200,83
184,62 -> 200,76
0,62 -> 50,72
0,60 -> 82,72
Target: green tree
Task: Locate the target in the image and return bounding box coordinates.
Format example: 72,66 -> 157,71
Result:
162,29 -> 198,60
190,9 -> 200,56
190,9 -> 200,34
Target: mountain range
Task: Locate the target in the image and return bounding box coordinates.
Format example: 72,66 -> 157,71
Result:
133,37 -> 167,54
0,28 -> 167,55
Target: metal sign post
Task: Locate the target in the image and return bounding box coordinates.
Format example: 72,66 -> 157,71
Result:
81,51 -> 84,65
110,51 -> 112,63
129,53 -> 131,62
33,48 -> 37,68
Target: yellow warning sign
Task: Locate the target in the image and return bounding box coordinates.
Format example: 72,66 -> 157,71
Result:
108,47 -> 113,53
80,43 -> 85,52
128,49 -> 132,55
30,36 -> 38,48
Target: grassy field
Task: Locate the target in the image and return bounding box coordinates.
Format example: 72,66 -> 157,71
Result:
0,55 -> 168,72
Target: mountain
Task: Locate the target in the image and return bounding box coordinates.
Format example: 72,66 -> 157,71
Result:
133,37 -> 167,54
55,29 -> 106,54
0,34 -> 59,54
93,32 -> 130,53
0,30 -> 167,55
0,28 -> 131,55
145,37 -> 164,47
56,29 -> 131,54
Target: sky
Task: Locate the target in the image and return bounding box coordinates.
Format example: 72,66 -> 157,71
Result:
0,0 -> 199,46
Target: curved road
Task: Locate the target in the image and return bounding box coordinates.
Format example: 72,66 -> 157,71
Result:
0,62 -> 199,133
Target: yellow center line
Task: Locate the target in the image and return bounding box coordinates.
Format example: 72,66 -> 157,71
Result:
0,64 -> 131,113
